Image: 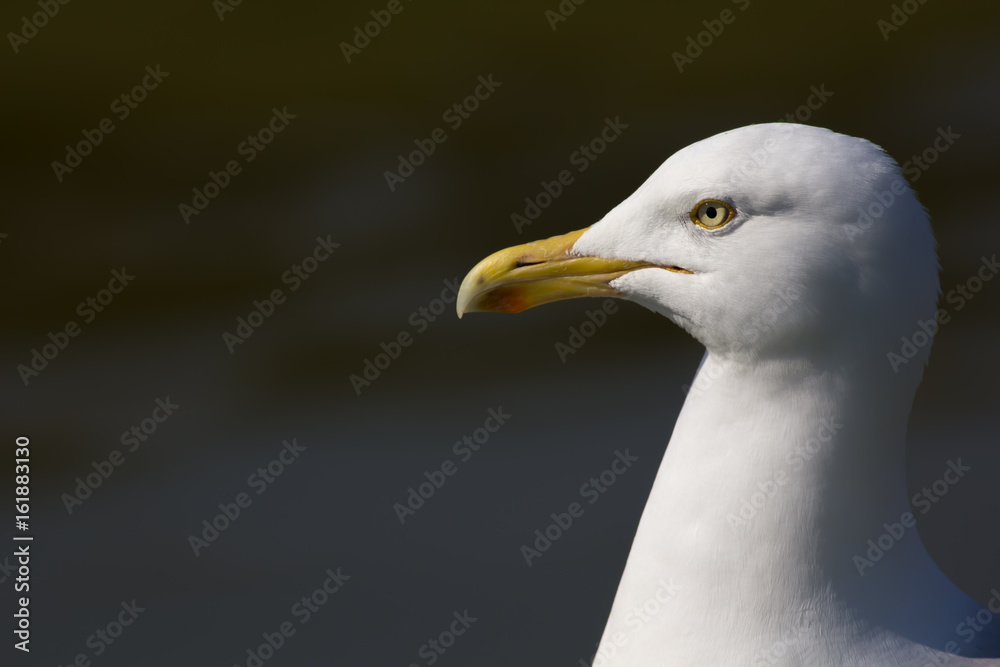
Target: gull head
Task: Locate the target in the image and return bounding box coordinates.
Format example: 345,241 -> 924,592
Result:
457,123 -> 939,366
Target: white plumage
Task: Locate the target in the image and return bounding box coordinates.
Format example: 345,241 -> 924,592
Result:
458,123 -> 1000,665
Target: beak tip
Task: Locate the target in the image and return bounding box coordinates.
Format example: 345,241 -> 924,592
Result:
455,285 -> 473,319
455,227 -> 598,318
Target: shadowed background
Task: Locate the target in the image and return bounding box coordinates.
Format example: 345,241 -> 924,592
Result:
1,0 -> 998,664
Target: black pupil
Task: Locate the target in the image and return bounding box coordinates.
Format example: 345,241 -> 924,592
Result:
706,207 -> 717,219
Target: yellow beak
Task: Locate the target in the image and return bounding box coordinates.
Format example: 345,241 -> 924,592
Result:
456,227 -> 689,317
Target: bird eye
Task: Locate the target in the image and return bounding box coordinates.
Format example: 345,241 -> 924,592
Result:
691,200 -> 735,229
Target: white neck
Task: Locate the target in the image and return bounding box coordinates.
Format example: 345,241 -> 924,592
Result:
594,351 -> 985,666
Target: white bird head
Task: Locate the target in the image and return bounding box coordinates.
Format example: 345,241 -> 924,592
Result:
457,123 -> 939,368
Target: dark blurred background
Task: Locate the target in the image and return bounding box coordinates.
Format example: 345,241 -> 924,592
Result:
2,1 -> 998,664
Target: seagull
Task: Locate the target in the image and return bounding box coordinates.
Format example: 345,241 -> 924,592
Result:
455,123 -> 1000,666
